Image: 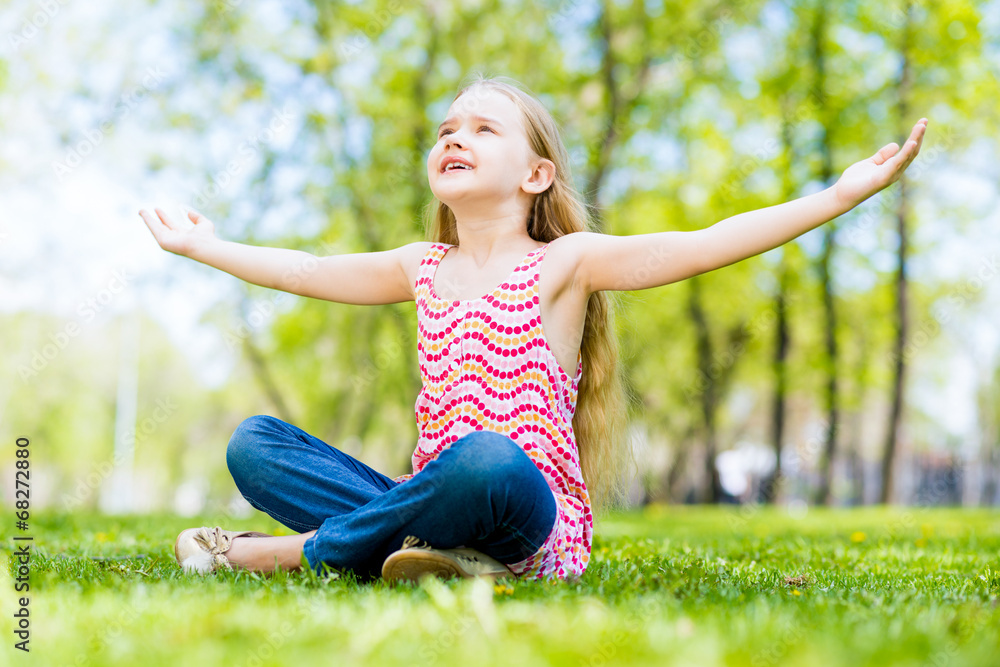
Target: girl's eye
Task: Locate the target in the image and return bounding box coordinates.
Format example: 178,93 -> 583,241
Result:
437,125 -> 494,139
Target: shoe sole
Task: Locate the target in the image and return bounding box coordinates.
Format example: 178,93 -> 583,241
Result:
381,550 -> 513,583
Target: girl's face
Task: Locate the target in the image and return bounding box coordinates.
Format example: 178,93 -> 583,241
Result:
427,87 -> 541,210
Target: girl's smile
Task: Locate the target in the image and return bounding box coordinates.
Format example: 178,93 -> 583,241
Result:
440,155 -> 475,172
426,88 -> 554,227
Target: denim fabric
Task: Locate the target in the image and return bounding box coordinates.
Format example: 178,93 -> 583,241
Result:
225,415 -> 558,582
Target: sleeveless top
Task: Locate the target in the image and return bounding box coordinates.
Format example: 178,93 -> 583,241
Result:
391,242 -> 592,580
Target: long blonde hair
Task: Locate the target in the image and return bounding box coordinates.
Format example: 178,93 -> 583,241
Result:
424,74 -> 637,516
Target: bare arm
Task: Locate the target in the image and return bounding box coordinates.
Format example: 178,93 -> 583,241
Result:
579,118 -> 928,293
138,207 -> 426,305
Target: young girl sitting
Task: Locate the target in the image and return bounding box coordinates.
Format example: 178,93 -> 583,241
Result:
140,74 -> 926,584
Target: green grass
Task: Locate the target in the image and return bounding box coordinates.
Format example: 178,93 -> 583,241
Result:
2,505 -> 999,666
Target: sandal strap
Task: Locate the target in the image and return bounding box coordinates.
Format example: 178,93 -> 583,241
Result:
401,535 -> 433,550
190,526 -> 272,571
191,527 -> 234,570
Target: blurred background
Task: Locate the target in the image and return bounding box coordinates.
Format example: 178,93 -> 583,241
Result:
1,0 -> 997,519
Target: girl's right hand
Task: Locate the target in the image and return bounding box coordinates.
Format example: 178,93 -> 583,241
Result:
138,207 -> 217,257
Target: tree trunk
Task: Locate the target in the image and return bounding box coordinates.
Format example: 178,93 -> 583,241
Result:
243,333 -> 295,424
766,103 -> 798,505
687,277 -> 723,502
977,363 -> 1000,506
848,326 -> 872,505
585,0 -> 652,227
766,263 -> 790,503
880,0 -> 914,504
664,425 -> 697,503
684,277 -> 753,503
811,2 -> 841,506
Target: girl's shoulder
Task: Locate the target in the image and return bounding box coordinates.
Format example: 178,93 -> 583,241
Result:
396,241 -> 447,299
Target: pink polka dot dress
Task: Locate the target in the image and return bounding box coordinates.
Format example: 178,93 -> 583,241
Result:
391,242 -> 591,581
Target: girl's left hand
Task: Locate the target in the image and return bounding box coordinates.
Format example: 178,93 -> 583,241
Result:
834,118 -> 928,209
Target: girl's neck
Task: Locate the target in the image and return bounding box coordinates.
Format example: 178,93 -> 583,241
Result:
449,212 -> 540,267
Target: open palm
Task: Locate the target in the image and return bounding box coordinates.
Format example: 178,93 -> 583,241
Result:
834,118 -> 928,209
138,207 -> 216,257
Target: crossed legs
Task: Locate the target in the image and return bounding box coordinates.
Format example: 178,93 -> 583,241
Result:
223,416 -> 558,582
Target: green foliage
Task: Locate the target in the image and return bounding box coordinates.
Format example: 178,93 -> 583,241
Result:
2,506 -> 998,665
5,0 -> 997,505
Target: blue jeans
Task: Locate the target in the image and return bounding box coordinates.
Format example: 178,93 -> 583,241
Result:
225,415 -> 558,582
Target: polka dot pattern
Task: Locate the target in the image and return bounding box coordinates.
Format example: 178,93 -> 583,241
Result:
391,242 -> 591,581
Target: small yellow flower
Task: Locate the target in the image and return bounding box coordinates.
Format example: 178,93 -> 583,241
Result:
792,590 -> 802,596
850,532 -> 866,543
96,532 -> 109,543
493,584 -> 514,595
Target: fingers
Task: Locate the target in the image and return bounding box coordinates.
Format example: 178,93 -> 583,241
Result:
138,209 -> 166,243
887,119 -> 928,171
154,207 -> 180,232
873,142 -> 899,165
874,118 -> 929,171
910,119 -> 928,140
910,118 -> 927,154
187,207 -> 208,224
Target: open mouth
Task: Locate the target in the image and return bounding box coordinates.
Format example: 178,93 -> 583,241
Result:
440,156 -> 475,173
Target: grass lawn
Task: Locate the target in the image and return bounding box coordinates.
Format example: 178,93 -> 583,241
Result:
2,505 -> 999,666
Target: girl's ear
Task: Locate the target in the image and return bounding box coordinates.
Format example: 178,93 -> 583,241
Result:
522,158 -> 556,195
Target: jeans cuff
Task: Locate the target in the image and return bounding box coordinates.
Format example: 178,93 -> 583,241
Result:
507,513 -> 558,571
302,533 -> 320,573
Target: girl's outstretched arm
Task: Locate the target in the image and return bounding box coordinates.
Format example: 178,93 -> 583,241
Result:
573,118 -> 928,294
138,207 -> 426,305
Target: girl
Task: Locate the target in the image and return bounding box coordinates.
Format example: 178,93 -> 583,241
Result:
140,74 -> 927,584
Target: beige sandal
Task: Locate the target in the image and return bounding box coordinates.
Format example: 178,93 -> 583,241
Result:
381,535 -> 515,582
174,526 -> 272,574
